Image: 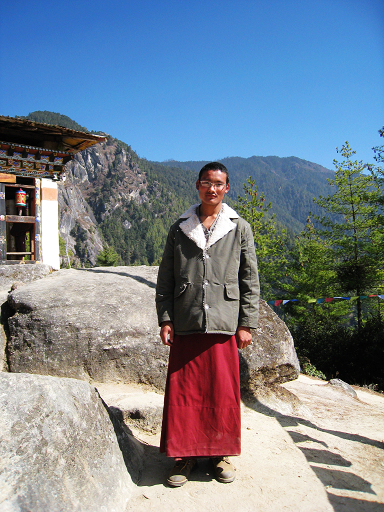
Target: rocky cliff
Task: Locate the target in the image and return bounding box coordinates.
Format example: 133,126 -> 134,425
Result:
58,138 -> 148,267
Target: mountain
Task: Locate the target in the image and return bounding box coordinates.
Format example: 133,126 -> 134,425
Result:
17,110 -> 90,133
164,157 -> 334,232
21,112 -> 334,267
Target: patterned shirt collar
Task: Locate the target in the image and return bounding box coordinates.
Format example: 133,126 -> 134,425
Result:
196,205 -> 224,245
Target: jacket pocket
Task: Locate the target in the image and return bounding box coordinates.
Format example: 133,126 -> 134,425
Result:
224,282 -> 240,300
174,281 -> 190,298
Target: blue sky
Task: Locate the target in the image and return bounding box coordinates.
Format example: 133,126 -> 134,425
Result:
1,0 -> 383,170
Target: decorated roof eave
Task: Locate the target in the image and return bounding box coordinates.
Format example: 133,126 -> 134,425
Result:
0,116 -> 107,155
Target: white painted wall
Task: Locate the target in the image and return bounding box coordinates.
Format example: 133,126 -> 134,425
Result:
40,178 -> 60,270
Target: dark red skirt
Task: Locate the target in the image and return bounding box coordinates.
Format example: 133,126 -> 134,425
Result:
160,333 -> 241,458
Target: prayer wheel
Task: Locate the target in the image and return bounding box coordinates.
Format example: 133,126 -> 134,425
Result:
15,188 -> 27,208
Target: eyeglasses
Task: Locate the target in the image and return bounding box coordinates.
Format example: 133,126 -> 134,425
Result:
199,180 -> 227,190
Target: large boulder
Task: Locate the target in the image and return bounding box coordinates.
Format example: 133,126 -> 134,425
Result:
6,267 -> 167,388
0,372 -> 143,512
5,266 -> 299,389
0,263 -> 53,372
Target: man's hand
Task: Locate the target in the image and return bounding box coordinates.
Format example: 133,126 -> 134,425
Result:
235,326 -> 252,349
160,321 -> 174,346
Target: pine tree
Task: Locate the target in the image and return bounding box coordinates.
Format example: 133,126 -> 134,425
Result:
96,246 -> 121,267
236,177 -> 288,299
309,142 -> 383,328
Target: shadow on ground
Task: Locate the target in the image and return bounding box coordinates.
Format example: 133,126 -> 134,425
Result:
83,268 -> 156,289
243,391 -> 384,512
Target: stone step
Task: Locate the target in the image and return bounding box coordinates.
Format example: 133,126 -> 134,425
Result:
95,382 -> 164,433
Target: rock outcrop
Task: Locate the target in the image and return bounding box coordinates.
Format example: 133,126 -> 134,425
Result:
58,139 -> 147,267
240,300 -> 301,388
328,378 -> 358,398
0,264 -> 54,372
58,174 -> 104,267
5,266 -> 299,390
0,372 -> 143,512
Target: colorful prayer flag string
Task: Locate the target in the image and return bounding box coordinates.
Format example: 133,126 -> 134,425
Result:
267,294 -> 384,307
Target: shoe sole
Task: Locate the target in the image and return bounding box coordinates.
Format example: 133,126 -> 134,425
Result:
167,461 -> 197,487
216,474 -> 236,483
212,458 -> 236,483
167,478 -> 187,487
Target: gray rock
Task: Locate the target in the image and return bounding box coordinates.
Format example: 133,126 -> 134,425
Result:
5,266 -> 299,390
0,328 -> 6,372
97,384 -> 165,433
0,372 -> 143,512
243,383 -> 313,420
0,263 -> 53,372
328,378 -> 358,398
0,264 -> 53,292
58,175 -> 104,267
6,267 -> 168,388
240,300 -> 300,388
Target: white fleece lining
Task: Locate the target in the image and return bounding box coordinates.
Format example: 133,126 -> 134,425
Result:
179,203 -> 238,250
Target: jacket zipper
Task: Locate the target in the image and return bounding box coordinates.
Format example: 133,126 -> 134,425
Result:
203,250 -> 208,332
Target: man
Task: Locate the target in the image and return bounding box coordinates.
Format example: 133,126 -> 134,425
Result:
156,162 -> 259,487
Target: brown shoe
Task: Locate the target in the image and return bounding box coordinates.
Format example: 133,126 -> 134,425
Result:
167,459 -> 197,487
211,457 -> 236,483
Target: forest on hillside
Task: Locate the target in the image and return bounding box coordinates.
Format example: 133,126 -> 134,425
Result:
89,149 -> 336,266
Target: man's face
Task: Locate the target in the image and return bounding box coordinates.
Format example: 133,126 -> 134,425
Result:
196,170 -> 230,207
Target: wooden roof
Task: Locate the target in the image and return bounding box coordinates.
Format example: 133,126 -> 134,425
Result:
0,116 -> 107,154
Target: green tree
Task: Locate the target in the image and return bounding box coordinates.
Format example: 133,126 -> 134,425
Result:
308,142 -> 382,328
370,125 -> 384,231
273,138 -> 384,388
59,235 -> 74,268
23,111 -> 89,132
96,246 -> 121,266
236,176 -> 288,299
372,125 -> 384,164
284,225 -> 337,310
283,223 -> 353,374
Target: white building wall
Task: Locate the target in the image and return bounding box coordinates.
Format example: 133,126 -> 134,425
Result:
40,178 -> 60,270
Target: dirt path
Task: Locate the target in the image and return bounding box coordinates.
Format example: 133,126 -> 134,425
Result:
97,375 -> 384,512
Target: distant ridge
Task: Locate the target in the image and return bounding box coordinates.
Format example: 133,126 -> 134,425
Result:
18,111 -> 90,133
158,156 -> 334,232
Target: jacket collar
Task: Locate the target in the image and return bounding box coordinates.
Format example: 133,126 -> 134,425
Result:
179,203 -> 239,250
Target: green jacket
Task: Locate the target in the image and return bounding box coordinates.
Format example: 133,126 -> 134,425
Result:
156,203 -> 260,335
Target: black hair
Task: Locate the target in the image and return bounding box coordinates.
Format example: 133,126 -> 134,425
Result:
198,162 -> 229,184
